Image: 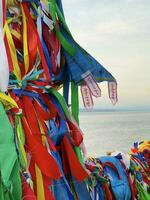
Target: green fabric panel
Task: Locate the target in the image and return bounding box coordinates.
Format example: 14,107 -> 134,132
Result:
0,178 -> 5,200
0,102 -> 22,200
136,181 -> 150,200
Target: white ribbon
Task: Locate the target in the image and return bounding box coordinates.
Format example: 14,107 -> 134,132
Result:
108,81 -> 118,105
81,85 -> 94,109
82,72 -> 101,97
43,12 -> 54,30
0,1 -> 9,92
37,6 -> 42,40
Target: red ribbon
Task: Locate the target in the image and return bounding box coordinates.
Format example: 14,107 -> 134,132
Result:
22,3 -> 50,81
62,135 -> 88,182
42,22 -> 60,75
27,20 -> 38,73
21,176 -> 37,200
67,120 -> 83,147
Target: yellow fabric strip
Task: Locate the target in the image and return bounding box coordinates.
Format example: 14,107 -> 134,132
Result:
139,141 -> 150,152
0,92 -> 18,109
17,117 -> 27,169
10,29 -> 21,40
7,0 -> 17,6
3,15 -> 22,27
32,3 -> 38,12
4,22 -> 21,80
38,119 -> 46,145
35,164 -> 45,200
7,0 -> 15,6
21,4 -> 29,74
41,0 -> 47,4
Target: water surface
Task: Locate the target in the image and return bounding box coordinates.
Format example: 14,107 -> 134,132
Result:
79,111 -> 150,156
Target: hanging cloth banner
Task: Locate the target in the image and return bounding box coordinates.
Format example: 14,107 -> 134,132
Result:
108,81 -> 118,105
81,85 -> 94,109
0,0 -> 9,91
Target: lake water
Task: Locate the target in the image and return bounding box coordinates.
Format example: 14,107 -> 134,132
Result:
79,111 -> 150,156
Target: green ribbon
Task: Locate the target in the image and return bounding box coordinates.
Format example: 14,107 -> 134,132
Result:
15,116 -> 26,170
55,4 -> 71,35
71,82 -> 79,124
48,88 -> 72,121
71,82 -> 85,166
48,0 -> 76,56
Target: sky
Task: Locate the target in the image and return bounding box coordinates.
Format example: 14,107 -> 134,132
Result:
62,0 -> 150,110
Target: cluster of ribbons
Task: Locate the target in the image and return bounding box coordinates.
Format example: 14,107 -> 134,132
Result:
0,0 -> 119,199
0,91 -> 89,200
85,141 -> 150,200
130,141 -> 150,199
0,0 -> 118,108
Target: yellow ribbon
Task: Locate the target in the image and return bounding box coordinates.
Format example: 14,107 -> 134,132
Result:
7,0 -> 18,6
0,92 -> 18,109
16,116 -> 27,169
35,164 -> 45,200
138,141 -> 150,152
10,29 -> 21,40
4,21 -> 21,80
21,4 -> 29,74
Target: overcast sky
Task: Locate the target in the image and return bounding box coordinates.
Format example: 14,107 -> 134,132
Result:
62,0 -> 150,109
